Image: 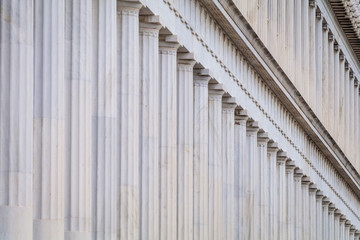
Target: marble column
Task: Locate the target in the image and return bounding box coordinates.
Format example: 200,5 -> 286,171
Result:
268,142 -> 279,240
221,98 -> 237,240
65,0 -> 92,239
345,221 -> 351,240
92,0 -> 117,239
329,203 -> 336,240
309,0 -> 317,109
159,34 -> 179,240
208,85 -> 224,240
0,0 -> 34,239
258,132 -> 269,240
322,197 -> 331,240
301,177 -> 310,239
350,227 -> 356,240
193,69 -> 211,240
285,160 -> 296,240
309,184 -> 317,240
340,215 -> 346,240
328,33 -> 335,131
315,11 -> 323,117
294,169 -> 303,240
315,191 -> 324,240
277,151 -> 287,240
322,21 -> 329,126
34,0 -> 64,239
138,15 -> 162,240
234,109 -> 248,239
177,53 -> 196,240
246,121 -> 259,239
334,210 -> 341,240
117,1 -> 142,239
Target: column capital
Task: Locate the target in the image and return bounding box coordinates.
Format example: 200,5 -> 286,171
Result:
235,109 -> 248,125
301,176 -> 311,186
117,0 -> 142,12
246,120 -> 259,134
316,10 -> 322,20
257,131 -> 269,144
294,168 -> 303,182
222,97 -> 237,111
334,209 -> 342,217
340,50 -> 345,61
328,32 -> 334,41
267,141 -> 279,154
350,226 -> 356,233
354,77 -> 359,87
139,15 -> 162,33
309,0 -> 316,8
340,214 -> 347,222
323,20 -> 328,31
177,52 -> 196,67
194,68 -> 211,86
316,190 -> 324,200
334,41 -> 339,51
159,34 -> 180,50
322,197 -> 331,206
285,160 -> 296,174
209,84 -> 225,100
345,220 -> 352,227
329,203 -> 336,212
277,151 -> 288,165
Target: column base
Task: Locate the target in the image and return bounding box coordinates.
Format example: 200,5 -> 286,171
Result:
0,205 -> 32,240
33,219 -> 64,240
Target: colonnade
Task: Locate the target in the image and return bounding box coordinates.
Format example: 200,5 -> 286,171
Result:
1,0 -> 360,239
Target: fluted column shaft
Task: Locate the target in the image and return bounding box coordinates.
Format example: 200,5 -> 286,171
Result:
193,71 -> 210,240
322,22 -> 329,126
268,144 -> 279,240
234,111 -> 248,239
258,133 -> 269,240
334,211 -> 341,240
309,185 -> 317,240
177,58 -> 195,240
208,89 -> 224,240
286,162 -> 296,240
65,0 -> 92,239
301,179 -> 310,240
315,12 -> 323,116
34,0 -> 64,239
159,37 -> 179,240
294,170 -> 303,240
246,123 -> 259,239
92,1 -> 117,239
277,154 -> 287,240
340,217 -> 346,240
0,1 -> 33,239
328,205 -> 335,240
221,102 -> 236,240
322,199 -> 330,240
138,17 -> 161,240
